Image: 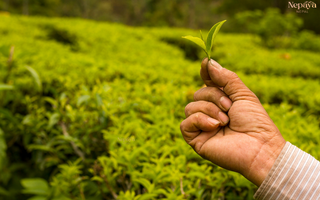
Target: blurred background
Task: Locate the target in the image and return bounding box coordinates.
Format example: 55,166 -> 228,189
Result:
1,0 -> 320,33
1,1 -> 320,200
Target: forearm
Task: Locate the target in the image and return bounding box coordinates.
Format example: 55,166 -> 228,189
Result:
254,142 -> 320,199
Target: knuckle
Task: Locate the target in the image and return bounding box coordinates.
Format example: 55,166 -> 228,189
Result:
205,102 -> 215,113
228,72 -> 241,84
180,120 -> 186,132
207,102 -> 219,116
229,71 -> 239,79
193,112 -> 202,124
194,88 -> 207,101
193,90 -> 199,101
194,112 -> 200,119
184,103 -> 193,117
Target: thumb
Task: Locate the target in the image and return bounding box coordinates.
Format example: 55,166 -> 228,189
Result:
208,59 -> 259,103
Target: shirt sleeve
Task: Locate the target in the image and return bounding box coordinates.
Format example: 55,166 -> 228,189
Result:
254,142 -> 320,200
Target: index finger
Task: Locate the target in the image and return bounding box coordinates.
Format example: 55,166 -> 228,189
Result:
201,58 -> 217,87
200,58 -> 223,87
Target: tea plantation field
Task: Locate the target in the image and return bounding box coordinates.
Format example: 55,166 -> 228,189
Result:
1,14 -> 320,200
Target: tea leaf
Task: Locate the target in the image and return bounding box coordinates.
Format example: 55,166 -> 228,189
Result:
134,178 -> 154,192
77,95 -> 91,107
25,66 -> 42,92
21,178 -> 49,195
0,129 -> 7,170
47,113 -> 60,129
27,196 -> 48,200
138,193 -> 158,200
200,30 -> 204,42
206,20 -> 226,59
182,20 -> 226,60
182,36 -> 206,51
0,84 -> 14,90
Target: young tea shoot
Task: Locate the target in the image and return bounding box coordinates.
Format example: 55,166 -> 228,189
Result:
182,20 -> 226,60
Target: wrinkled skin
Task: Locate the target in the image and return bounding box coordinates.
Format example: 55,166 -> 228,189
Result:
180,58 -> 286,186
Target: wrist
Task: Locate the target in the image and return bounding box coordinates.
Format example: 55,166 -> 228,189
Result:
244,136 -> 286,186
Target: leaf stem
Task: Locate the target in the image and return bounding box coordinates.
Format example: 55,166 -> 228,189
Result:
101,174 -> 118,199
204,51 -> 210,60
60,122 -> 85,160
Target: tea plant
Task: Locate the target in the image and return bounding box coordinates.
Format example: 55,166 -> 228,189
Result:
0,15 -> 319,200
182,20 -> 226,60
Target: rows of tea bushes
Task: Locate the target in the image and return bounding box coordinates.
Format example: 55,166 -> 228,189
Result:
0,15 -> 319,200
152,29 -> 320,79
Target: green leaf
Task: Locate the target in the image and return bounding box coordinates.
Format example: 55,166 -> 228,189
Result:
52,196 -> 71,200
134,178 -> 154,192
0,108 -> 19,124
77,95 -> 90,107
25,66 -> 42,92
22,114 -> 32,125
200,30 -> 204,42
138,193 -> 158,200
43,97 -> 58,108
0,129 -> 7,170
154,188 -> 167,195
182,36 -> 206,51
0,84 -> 14,90
95,93 -> 103,106
47,113 -> 60,129
27,196 -> 48,200
28,144 -> 53,152
182,20 -> 226,60
206,20 -> 226,59
21,178 -> 49,196
91,176 -> 103,182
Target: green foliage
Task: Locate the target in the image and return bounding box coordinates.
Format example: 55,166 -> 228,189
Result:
0,15 -> 320,200
181,36 -> 206,52
293,30 -> 320,52
45,26 -> 79,51
25,66 -> 42,92
21,178 -> 49,197
205,20 -> 226,57
212,34 -> 320,79
0,84 -> 14,90
182,20 -> 226,59
235,8 -> 320,52
50,159 -> 89,199
235,8 -> 303,48
0,129 -> 7,171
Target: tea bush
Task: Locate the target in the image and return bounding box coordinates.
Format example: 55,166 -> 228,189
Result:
0,15 -> 320,199
293,30 -> 320,52
234,8 -> 320,52
235,8 -> 303,48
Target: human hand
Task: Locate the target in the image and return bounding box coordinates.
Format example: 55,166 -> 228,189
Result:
180,58 -> 286,186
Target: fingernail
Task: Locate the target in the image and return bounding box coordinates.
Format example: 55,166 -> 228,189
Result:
202,57 -> 207,62
220,96 -> 232,111
219,112 -> 229,125
209,59 -> 222,70
207,118 -> 220,126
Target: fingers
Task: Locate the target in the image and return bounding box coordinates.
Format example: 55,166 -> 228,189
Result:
180,112 -> 220,145
200,58 -> 217,87
185,101 -> 230,125
201,58 -> 259,103
194,87 -> 232,112
200,58 -> 223,89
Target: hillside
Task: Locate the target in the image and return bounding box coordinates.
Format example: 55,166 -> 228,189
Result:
0,15 -> 320,199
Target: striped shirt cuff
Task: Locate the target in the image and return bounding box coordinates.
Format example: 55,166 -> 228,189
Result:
254,142 -> 320,200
